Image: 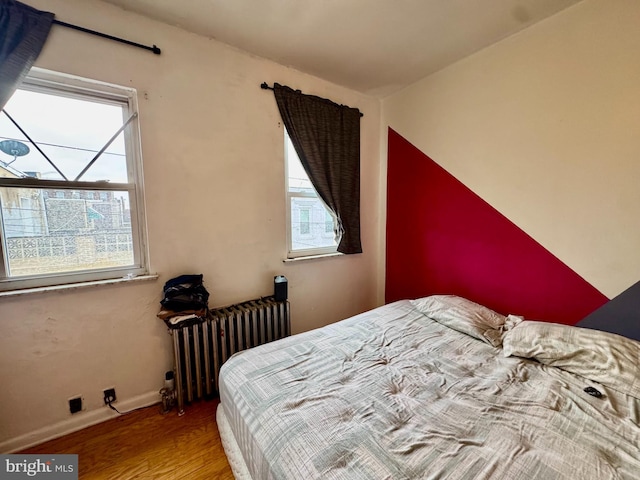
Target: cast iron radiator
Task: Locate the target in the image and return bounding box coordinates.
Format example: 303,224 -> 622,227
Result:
169,296 -> 290,414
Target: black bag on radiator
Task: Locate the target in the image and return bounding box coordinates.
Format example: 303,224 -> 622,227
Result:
160,274 -> 209,312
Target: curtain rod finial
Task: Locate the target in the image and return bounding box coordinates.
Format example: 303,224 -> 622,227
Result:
261,82 -> 274,90
152,45 -> 161,55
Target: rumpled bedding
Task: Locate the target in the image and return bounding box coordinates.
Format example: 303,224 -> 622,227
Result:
219,300 -> 640,480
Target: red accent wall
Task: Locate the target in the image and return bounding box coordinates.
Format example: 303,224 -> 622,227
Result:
385,128 -> 608,324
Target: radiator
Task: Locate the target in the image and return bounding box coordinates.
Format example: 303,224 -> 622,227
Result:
169,296 -> 290,414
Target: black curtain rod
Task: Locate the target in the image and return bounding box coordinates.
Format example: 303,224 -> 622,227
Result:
260,82 -> 363,117
53,19 -> 161,55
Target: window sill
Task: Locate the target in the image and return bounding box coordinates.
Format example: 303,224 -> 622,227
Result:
0,274 -> 159,298
283,253 -> 343,263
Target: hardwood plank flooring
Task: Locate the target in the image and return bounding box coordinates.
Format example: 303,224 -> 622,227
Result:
20,400 -> 235,480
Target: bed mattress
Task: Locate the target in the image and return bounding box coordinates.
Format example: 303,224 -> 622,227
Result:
218,300 -> 640,479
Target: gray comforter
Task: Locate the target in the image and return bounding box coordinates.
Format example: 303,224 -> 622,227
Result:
219,300 -> 640,479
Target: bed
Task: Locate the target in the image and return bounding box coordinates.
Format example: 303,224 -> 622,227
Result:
217,296 -> 640,479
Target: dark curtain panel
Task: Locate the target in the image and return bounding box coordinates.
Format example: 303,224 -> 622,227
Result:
0,0 -> 54,110
273,83 -> 362,254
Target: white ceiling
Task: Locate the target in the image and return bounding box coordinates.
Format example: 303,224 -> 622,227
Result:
102,0 -> 583,97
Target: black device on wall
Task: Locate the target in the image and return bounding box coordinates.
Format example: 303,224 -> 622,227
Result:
274,275 -> 288,302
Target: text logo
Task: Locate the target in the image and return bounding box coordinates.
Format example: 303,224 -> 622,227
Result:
1,455 -> 77,479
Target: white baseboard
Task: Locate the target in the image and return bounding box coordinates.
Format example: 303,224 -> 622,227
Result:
1,391 -> 161,453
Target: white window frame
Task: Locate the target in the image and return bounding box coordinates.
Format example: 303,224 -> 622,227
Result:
284,130 -> 338,258
0,68 -> 149,291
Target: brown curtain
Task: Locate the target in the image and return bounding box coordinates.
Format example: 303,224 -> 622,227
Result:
273,83 -> 362,254
0,1 -> 54,110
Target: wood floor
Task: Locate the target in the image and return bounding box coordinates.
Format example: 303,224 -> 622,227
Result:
21,400 -> 235,480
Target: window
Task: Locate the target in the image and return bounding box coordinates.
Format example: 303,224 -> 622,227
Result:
0,68 -> 148,291
285,130 -> 338,257
299,208 -> 311,235
326,210 -> 338,235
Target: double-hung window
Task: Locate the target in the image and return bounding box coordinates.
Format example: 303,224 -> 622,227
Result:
285,130 -> 338,258
0,68 -> 148,291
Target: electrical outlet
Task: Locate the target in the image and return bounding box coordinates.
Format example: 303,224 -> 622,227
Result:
69,396 -> 83,414
103,388 -> 116,405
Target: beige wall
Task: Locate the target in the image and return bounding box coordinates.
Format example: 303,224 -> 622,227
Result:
0,0 -> 382,450
383,0 -> 640,300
